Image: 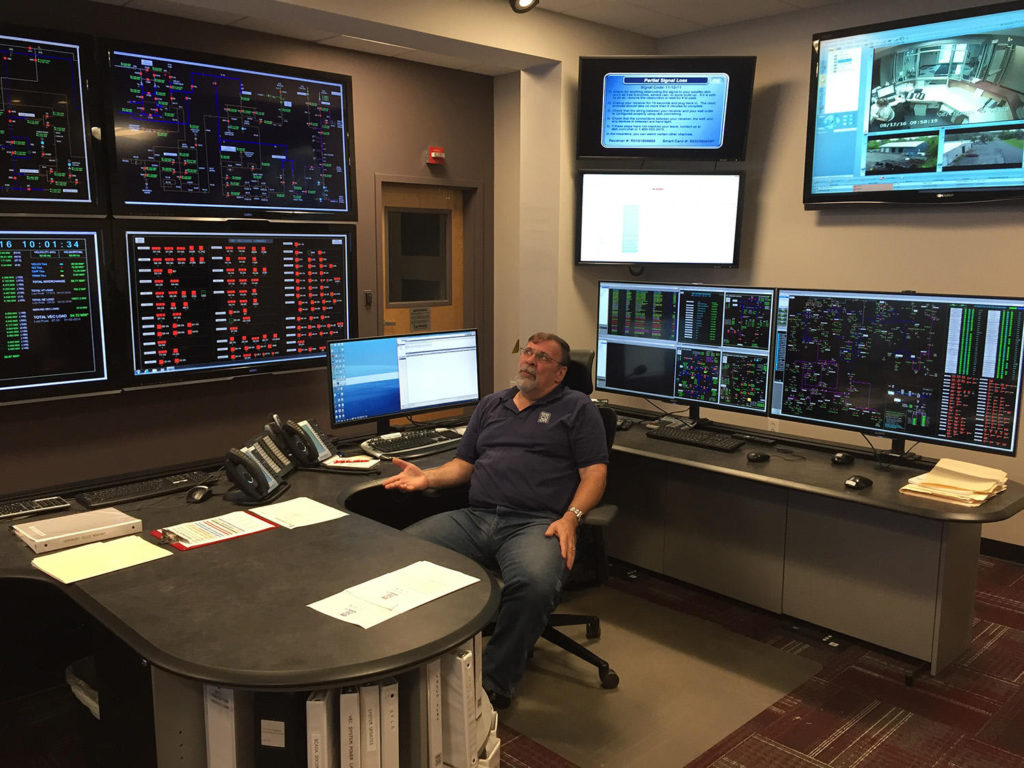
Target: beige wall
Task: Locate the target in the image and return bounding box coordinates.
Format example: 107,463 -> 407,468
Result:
617,0 -> 1024,545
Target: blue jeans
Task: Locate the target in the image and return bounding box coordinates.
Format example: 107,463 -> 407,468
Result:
405,506 -> 569,698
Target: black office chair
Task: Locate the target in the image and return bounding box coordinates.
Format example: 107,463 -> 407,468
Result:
539,349 -> 620,689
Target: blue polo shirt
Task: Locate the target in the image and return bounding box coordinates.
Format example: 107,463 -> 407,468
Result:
456,385 -> 609,515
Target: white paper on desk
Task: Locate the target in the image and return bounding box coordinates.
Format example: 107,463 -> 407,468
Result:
31,535 -> 172,584
308,561 -> 480,629
307,591 -> 397,629
252,496 -> 347,529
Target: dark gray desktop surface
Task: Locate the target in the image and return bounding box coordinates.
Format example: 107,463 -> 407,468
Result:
612,425 -> 1024,524
0,466 -> 498,690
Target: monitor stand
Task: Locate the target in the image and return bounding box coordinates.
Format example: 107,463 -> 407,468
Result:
873,437 -> 932,468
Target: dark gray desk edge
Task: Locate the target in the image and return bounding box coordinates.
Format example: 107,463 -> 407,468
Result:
84,574 -> 500,691
613,443 -> 1024,524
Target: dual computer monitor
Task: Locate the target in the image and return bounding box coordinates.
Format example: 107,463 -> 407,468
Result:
598,281 -> 1024,456
326,330 -> 481,434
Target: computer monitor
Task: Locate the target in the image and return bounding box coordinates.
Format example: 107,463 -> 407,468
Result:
327,329 -> 480,433
103,43 -> 355,220
771,288 -> 1024,456
577,171 -> 744,267
1,223 -> 113,403
0,28 -> 103,215
120,222 -> 356,386
805,2 -> 1024,206
577,55 -> 756,161
596,281 -> 775,416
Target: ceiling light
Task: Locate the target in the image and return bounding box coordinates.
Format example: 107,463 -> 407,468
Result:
510,0 -> 539,13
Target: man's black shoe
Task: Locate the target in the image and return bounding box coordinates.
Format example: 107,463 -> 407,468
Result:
485,688 -> 511,710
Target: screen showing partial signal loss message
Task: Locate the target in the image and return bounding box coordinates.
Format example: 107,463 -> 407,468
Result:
107,48 -> 353,218
602,72 -> 730,150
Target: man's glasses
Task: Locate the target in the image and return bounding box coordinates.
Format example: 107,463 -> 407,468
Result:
521,346 -> 565,366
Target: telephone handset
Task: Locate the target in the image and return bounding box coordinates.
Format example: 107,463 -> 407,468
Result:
224,429 -> 295,502
267,414 -> 334,467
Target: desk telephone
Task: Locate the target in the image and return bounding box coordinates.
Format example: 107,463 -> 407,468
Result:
224,415 -> 334,501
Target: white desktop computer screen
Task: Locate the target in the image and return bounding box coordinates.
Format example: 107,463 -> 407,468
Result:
577,171 -> 743,266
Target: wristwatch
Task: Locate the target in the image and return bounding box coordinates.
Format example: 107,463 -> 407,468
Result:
569,506 -> 585,523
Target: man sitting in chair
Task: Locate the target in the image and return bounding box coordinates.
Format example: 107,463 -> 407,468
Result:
383,331 -> 608,709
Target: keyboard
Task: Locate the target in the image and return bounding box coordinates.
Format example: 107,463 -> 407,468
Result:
77,470 -> 213,509
361,428 -> 463,459
0,496 -> 71,521
645,425 -> 745,453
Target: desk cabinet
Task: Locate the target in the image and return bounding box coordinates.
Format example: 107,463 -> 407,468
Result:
605,446 -> 983,674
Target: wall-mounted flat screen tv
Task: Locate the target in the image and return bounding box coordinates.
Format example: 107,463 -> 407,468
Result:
577,171 -> 743,267
0,222 -> 115,404
577,56 -> 756,161
117,220 -> 356,388
805,2 -> 1024,207
104,43 -> 355,221
0,27 -> 104,215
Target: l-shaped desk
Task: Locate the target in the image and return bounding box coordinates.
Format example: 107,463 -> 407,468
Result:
602,420 -> 1024,677
3,425 -> 1023,766
0,463 -> 498,768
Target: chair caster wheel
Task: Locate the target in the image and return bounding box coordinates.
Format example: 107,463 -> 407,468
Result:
600,668 -> 619,689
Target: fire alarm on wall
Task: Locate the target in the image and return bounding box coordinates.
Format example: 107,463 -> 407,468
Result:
426,146 -> 446,165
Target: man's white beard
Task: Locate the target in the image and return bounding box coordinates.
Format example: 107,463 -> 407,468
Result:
512,368 -> 538,392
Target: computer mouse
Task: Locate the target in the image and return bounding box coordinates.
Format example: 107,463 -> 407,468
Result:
746,451 -> 770,463
844,475 -> 873,490
186,484 -> 213,503
832,452 -> 854,465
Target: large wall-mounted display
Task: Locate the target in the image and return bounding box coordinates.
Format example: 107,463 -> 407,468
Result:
771,288 -> 1024,455
0,223 -> 114,403
805,2 -> 1024,206
577,171 -> 743,267
577,56 -> 756,161
104,44 -> 356,220
596,281 -> 774,415
0,29 -> 104,216
118,221 -> 357,387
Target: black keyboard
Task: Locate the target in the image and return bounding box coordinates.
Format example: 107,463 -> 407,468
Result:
0,496 -> 71,521
77,470 -> 213,509
645,425 -> 745,453
361,428 -> 462,459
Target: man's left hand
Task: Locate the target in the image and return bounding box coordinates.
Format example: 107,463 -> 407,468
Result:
545,513 -> 579,570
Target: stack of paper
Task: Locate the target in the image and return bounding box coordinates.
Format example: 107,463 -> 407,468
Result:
900,458 -> 1008,506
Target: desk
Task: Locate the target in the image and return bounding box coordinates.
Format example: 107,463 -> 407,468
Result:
0,463 -> 498,767
603,426 -> 1024,676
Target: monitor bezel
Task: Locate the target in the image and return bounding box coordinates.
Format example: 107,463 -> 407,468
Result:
326,328 -> 481,431
803,0 -> 1024,208
595,280 -> 776,417
577,55 -> 757,161
575,169 -> 745,268
770,287 -> 1024,456
0,219 -> 118,405
113,218 -> 358,390
100,39 -> 357,222
0,26 -> 107,217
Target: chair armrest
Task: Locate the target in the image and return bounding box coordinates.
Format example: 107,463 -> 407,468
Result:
583,502 -> 617,527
